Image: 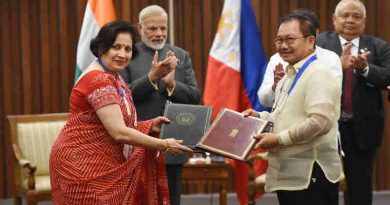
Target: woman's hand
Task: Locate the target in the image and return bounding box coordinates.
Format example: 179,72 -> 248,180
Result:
163,138 -> 193,155
151,116 -> 170,133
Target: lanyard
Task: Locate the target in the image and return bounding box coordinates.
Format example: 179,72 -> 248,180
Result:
287,55 -> 317,95
271,55 -> 317,115
98,58 -> 137,126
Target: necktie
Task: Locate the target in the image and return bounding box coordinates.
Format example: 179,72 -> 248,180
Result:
343,42 -> 353,114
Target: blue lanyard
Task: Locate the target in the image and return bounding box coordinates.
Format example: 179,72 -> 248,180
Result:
98,58 -> 137,127
98,58 -> 110,73
272,54 -> 317,114
98,58 -> 128,99
287,55 -> 317,95
98,58 -> 136,123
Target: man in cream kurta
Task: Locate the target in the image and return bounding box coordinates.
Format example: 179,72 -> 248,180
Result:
244,14 -> 343,205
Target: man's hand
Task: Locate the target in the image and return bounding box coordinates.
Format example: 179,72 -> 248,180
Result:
148,51 -> 178,82
242,109 -> 259,118
253,133 -> 279,150
340,43 -> 354,70
272,63 -> 285,91
161,68 -> 176,89
351,51 -> 371,72
161,51 -> 178,90
165,50 -> 179,70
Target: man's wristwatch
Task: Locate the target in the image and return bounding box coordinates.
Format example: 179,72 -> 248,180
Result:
360,67 -> 368,74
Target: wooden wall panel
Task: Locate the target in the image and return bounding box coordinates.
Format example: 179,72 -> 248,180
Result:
20,0 -> 32,114
0,0 -> 389,198
0,0 -> 11,197
49,0 -> 60,112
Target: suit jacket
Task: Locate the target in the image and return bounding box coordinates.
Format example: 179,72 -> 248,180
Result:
120,42 -> 201,164
317,31 -> 390,150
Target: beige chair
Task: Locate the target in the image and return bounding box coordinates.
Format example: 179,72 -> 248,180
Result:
7,113 -> 68,205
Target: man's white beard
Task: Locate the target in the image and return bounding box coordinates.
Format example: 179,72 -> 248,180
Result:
142,35 -> 166,50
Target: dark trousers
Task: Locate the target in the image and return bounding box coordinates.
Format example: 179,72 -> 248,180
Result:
339,119 -> 376,205
166,164 -> 183,205
276,163 -> 339,205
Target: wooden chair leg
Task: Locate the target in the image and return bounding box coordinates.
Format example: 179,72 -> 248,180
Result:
247,161 -> 256,205
26,201 -> 38,205
247,182 -> 256,205
14,196 -> 22,205
343,190 -> 349,205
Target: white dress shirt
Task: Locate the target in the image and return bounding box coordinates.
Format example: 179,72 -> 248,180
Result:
258,46 -> 343,107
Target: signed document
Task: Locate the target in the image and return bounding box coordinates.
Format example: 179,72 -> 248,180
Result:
160,103 -> 212,148
196,108 -> 272,161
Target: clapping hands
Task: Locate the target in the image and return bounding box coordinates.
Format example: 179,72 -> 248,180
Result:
272,63 -> 285,91
341,43 -> 370,72
148,50 -> 178,87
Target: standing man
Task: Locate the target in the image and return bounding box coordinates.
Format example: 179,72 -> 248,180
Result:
244,14 -> 343,205
258,9 -> 342,107
317,1 -> 390,205
120,5 -> 201,205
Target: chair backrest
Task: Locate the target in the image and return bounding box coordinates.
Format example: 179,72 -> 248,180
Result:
8,113 -> 68,176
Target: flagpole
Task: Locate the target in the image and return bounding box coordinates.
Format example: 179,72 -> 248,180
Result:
168,0 -> 175,45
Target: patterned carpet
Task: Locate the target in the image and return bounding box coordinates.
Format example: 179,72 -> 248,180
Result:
1,191 -> 389,205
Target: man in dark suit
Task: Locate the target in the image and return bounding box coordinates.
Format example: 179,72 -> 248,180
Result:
120,5 -> 200,205
317,1 -> 390,205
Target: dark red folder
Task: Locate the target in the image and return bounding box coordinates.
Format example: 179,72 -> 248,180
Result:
196,108 -> 272,161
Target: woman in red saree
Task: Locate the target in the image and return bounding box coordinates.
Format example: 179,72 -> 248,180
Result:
49,21 -> 192,205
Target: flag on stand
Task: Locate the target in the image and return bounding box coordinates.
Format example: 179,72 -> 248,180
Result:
75,0 -> 116,82
203,0 -> 268,204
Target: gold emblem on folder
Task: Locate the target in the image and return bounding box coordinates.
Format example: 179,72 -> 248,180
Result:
229,129 -> 239,138
176,112 -> 196,126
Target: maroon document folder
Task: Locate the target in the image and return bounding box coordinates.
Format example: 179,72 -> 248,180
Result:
196,108 -> 272,161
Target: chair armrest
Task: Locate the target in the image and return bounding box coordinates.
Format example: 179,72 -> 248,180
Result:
18,159 -> 37,171
250,152 -> 268,161
13,144 -> 36,190
254,173 -> 266,185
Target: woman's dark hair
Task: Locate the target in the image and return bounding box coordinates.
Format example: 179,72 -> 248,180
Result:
90,20 -> 139,59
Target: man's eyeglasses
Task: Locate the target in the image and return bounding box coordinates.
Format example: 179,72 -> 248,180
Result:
274,36 -> 309,47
